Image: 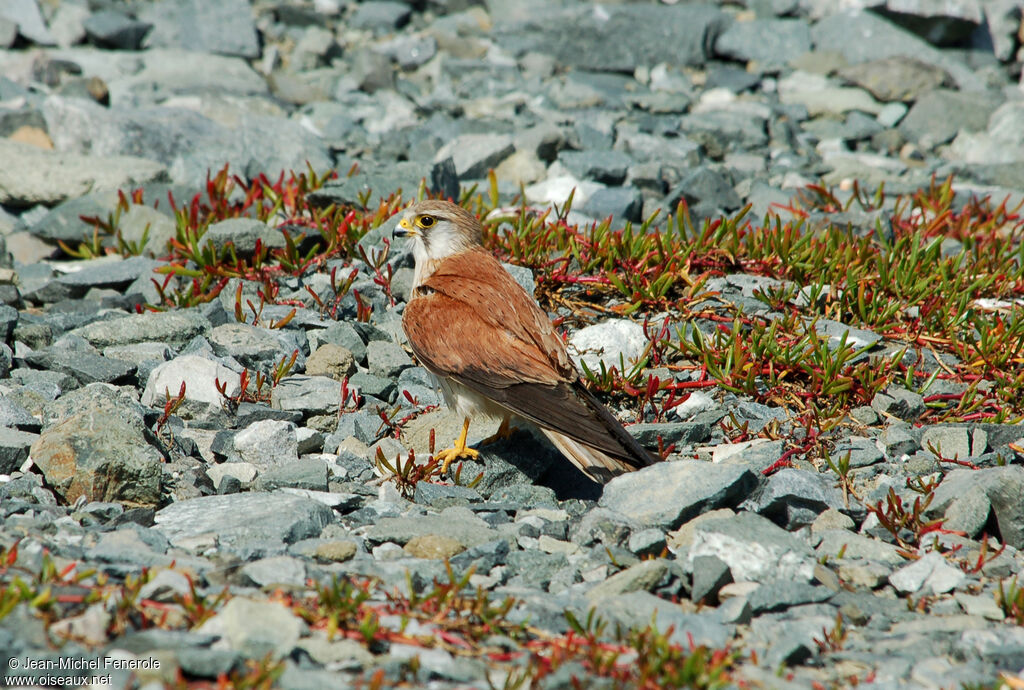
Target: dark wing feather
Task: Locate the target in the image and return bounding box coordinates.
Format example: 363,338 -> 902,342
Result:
402,248 -> 655,469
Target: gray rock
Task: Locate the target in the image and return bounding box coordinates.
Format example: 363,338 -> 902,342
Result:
627,422 -> 711,449
204,218 -> 287,257
889,551 -> 965,595
815,529 -> 904,565
196,598 -> 304,660
433,134 -> 514,180
586,559 -> 670,601
831,437 -> 884,468
30,409 -> 163,505
837,56 -> 950,102
666,167 -> 742,212
0,139 -> 168,208
0,397 -> 40,432
557,150 -> 633,185
599,460 -> 756,529
347,371 -> 395,403
739,469 -> 847,529
0,0 -> 55,45
690,512 -> 816,583
714,19 -> 811,69
137,0 -> 259,58
72,310 -> 211,350
496,4 -> 728,72
234,420 -> 299,467
23,344 -> 135,386
83,10 -> 151,50
239,556 -> 307,588
746,579 -> 833,613
209,323 -> 304,372
363,509 -> 500,549
0,426 -> 38,474
255,460 -> 330,492
271,375 -> 345,417
155,492 -> 335,558
958,627 -> 1024,669
85,527 -> 171,567
349,1 -> 411,33
920,425 -> 971,461
591,591 -> 732,648
899,89 -> 1000,148
878,423 -> 920,457
690,555 -> 732,604
307,322 -> 367,364
812,318 -> 882,350
927,466 -> 1024,548
871,387 -> 926,421
809,10 -> 978,91
579,186 -> 644,224
41,381 -> 152,430
366,339 -> 412,379
749,615 -> 834,668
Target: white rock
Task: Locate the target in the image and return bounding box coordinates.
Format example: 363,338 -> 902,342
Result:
142,355 -> 240,407
889,551 -> 965,595
568,319 -> 647,374
234,420 -> 298,467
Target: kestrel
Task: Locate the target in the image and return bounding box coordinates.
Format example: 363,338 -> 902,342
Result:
393,199 -> 657,483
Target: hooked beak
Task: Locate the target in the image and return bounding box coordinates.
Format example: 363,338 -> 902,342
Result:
392,217 -> 415,239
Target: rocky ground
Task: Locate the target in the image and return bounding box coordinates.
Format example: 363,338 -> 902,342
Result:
1,0 -> 1024,688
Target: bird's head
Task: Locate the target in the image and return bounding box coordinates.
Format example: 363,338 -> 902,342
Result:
392,200 -> 483,263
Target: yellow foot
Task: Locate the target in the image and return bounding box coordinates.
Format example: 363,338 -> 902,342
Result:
481,417 -> 519,445
433,416 -> 480,474
435,445 -> 480,475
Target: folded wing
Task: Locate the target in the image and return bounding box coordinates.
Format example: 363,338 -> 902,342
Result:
402,248 -> 656,476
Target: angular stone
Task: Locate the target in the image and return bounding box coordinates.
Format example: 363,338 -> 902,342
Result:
590,591 -> 732,649
739,468 -> 846,529
889,551 -> 966,595
30,410 -> 163,505
363,509 -> 500,549
271,375 -> 345,417
196,598 -> 303,660
586,560 -> 670,601
404,535 -> 465,560
0,139 -> 167,208
305,344 -> 356,381
690,512 -> 816,583
814,529 -> 904,565
599,461 -> 756,529
568,319 -> 646,374
627,422 -> 711,449
715,19 -> 811,68
234,420 -> 298,467
0,426 -> 38,474
899,90 -> 999,148
137,0 -> 260,58
155,492 -> 335,559
83,10 -> 152,50
837,57 -> 950,102
366,339 -> 413,379
141,355 -> 239,413
72,310 -> 211,350
433,134 -> 514,180
557,150 -> 633,185
496,4 -> 727,72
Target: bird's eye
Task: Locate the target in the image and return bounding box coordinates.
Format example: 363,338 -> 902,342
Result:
417,215 -> 436,229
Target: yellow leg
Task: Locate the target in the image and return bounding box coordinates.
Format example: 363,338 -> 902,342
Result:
481,416 -> 519,445
434,417 -> 480,474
